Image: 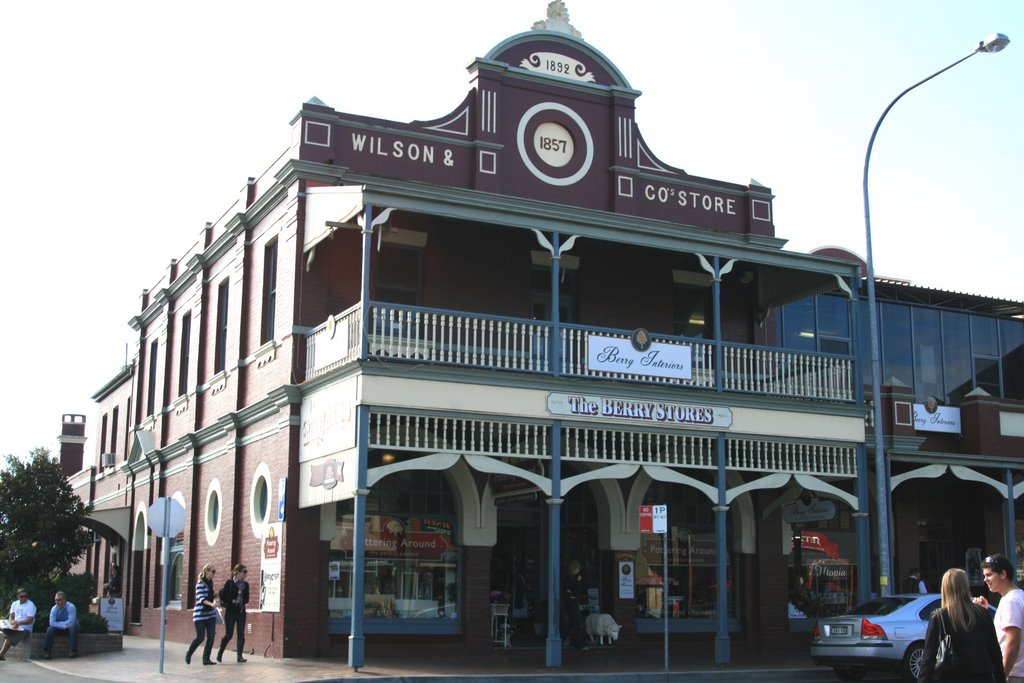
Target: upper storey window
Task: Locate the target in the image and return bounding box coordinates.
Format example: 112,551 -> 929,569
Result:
376,246 -> 422,305
261,241 -> 278,344
214,279 -> 230,373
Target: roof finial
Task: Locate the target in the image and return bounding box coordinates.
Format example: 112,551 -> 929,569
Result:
532,1 -> 582,39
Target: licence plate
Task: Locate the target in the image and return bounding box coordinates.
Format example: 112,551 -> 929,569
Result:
829,625 -> 850,636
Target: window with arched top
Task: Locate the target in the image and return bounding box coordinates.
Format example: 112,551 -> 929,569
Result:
330,469 -> 458,631
636,480 -> 735,622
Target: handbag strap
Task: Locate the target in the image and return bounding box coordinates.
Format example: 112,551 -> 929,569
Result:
937,610 -> 947,638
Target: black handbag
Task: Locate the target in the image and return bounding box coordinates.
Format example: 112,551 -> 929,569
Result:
933,611 -> 960,678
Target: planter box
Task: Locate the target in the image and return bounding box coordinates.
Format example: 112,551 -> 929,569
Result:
3,632 -> 122,660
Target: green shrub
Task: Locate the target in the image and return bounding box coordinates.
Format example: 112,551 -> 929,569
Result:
0,573 -> 106,633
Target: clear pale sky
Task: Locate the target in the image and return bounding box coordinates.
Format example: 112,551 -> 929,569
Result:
1,1 -> 1020,461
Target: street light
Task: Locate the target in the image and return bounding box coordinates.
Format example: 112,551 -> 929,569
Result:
863,33 -> 1009,596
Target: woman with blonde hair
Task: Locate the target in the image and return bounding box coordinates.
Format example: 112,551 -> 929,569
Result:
918,568 -> 1004,682
185,564 -> 220,666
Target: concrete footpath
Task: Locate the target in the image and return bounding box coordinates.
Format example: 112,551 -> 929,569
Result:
7,635 -> 843,683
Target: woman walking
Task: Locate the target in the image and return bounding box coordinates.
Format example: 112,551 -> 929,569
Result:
918,567 -> 1004,683
186,564 -> 220,666
217,564 -> 250,663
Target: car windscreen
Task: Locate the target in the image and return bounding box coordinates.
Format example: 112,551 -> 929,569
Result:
846,597 -> 914,616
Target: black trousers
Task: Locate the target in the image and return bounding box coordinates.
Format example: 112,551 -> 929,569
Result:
563,598 -> 587,648
219,609 -> 246,654
187,618 -> 216,662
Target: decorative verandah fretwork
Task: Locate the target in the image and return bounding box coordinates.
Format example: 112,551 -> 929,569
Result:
368,411 -> 857,479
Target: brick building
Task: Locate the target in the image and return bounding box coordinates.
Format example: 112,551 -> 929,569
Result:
65,4 -> 1022,672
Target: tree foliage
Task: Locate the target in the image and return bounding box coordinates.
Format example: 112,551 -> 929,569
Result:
0,448 -> 91,582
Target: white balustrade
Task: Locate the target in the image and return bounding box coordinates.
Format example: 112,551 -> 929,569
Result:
305,303 -> 854,402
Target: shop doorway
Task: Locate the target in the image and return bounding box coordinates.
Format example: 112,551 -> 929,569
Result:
492,503 -> 545,644
919,539 -> 954,594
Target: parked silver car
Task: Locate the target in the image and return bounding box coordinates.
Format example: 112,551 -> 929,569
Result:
810,593 -> 940,682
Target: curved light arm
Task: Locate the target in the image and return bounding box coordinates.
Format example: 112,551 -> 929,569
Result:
861,33 -> 1009,596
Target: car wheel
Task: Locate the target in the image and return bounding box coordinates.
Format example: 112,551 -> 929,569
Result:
901,641 -> 925,682
832,666 -> 868,681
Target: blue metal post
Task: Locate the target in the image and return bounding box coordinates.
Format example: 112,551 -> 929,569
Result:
550,233 -> 561,377
359,205 -> 374,360
712,256 -> 723,392
348,404 -> 370,669
349,209 -> 373,669
714,433 -> 730,664
854,444 -> 871,603
1007,470 -> 1018,572
850,275 -> 872,602
545,419 -> 563,667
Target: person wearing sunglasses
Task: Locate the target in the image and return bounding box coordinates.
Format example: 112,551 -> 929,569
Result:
185,564 -> 220,666
0,589 -> 36,660
42,592 -> 79,659
216,564 -> 249,663
976,554 -> 1024,682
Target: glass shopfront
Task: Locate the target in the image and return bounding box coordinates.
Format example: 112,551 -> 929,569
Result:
331,513 -> 458,620
787,507 -> 858,628
636,482 -> 735,627
329,468 -> 459,633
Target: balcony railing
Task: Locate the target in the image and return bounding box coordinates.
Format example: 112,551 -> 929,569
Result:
305,303 -> 854,402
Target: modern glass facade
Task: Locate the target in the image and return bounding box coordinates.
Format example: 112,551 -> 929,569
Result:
780,295 -> 1024,405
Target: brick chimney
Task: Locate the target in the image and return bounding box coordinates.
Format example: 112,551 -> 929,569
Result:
58,413 -> 87,476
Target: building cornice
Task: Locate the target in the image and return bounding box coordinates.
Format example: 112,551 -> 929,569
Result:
278,159 -> 857,278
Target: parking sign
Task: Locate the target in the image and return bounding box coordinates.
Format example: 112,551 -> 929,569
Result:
640,504 -> 668,534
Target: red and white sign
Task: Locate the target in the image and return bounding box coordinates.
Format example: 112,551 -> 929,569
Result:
639,505 -> 668,534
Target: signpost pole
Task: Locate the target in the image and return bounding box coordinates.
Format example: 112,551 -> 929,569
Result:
147,497 -> 185,675
158,503 -> 170,674
663,527 -> 668,672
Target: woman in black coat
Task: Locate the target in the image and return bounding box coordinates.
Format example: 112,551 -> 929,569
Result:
216,563 -> 250,663
918,567 -> 1005,683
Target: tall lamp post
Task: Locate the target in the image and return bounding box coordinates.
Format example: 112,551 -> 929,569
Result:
863,33 -> 1009,595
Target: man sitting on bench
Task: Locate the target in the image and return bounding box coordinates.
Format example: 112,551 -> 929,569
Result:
43,592 -> 79,659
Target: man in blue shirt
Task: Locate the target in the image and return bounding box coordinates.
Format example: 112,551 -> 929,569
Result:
43,592 -> 79,659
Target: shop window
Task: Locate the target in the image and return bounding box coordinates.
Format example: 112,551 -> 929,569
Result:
331,470 -> 458,625
637,481 -> 733,621
787,501 -> 857,622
